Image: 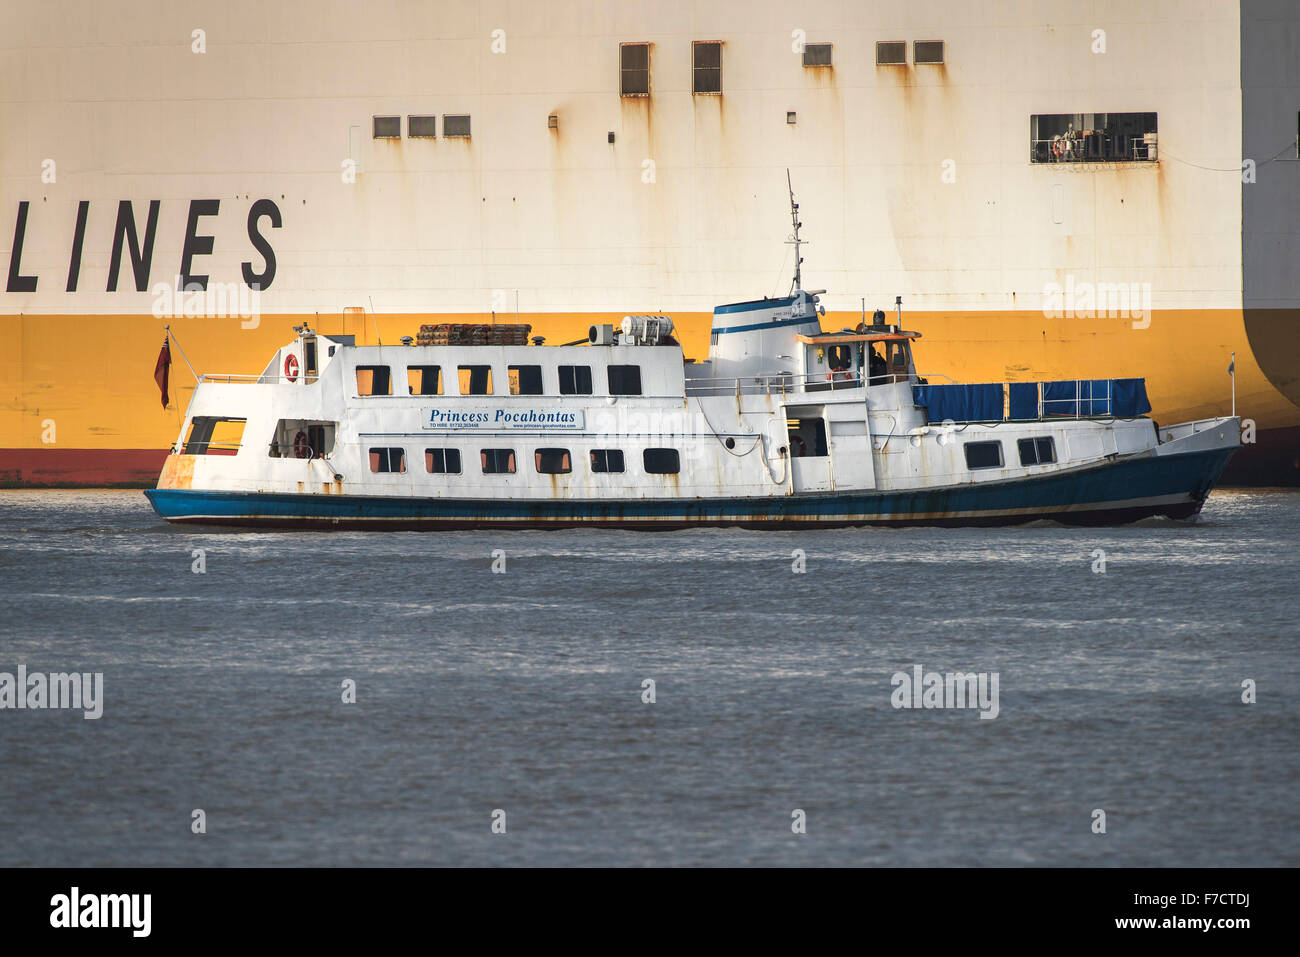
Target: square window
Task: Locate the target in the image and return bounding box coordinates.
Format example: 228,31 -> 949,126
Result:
407,365 -> 441,396
458,365 -> 493,395
559,365 -> 593,395
408,115 -> 437,138
914,40 -> 944,64
508,365 -> 544,395
643,448 -> 680,474
481,448 -> 516,474
356,365 -> 392,396
373,115 -> 401,138
425,448 -> 461,474
443,114 -> 471,137
607,365 -> 642,395
802,43 -> 832,67
590,449 -> 625,473
369,447 -> 406,473
876,41 -> 906,66
964,441 -> 1003,470
535,448 -> 572,474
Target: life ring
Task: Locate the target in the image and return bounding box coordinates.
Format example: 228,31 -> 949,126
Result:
293,430 -> 310,458
1052,139 -> 1064,158
284,353 -> 299,382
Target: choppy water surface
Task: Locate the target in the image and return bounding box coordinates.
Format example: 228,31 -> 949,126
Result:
0,488 -> 1296,866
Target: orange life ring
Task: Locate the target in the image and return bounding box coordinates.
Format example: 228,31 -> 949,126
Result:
284,353 -> 299,382
293,430 -> 310,459
1052,139 -> 1064,158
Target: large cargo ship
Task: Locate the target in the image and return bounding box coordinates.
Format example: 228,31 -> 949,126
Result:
3,0 -> 1297,486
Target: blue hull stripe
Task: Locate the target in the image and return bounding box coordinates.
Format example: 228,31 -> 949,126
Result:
144,449 -> 1234,528
712,296 -> 797,316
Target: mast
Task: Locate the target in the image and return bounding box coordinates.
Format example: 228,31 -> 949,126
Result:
786,169 -> 804,295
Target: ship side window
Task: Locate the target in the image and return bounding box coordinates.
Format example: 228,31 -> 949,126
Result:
876,41 -> 906,65
535,448 -> 572,474
621,42 -> 650,96
802,43 -> 832,67
356,365 -> 392,396
1017,437 -> 1056,466
692,41 -> 722,94
481,448 -> 516,474
1030,112 -> 1158,164
408,115 -> 437,138
407,365 -> 442,395
590,449 -> 625,473
964,441 -> 1004,470
373,116 -> 400,138
509,365 -> 544,395
914,41 -> 944,65
559,365 -> 593,395
443,114 -> 471,138
643,448 -> 680,474
607,365 -> 643,395
183,416 -> 246,455
425,448 -> 461,474
458,365 -> 493,395
369,447 -> 406,473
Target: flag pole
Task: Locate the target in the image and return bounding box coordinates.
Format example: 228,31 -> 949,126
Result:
164,325 -> 200,381
1230,350 -> 1236,417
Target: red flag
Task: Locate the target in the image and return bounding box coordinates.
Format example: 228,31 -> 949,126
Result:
154,339 -> 171,408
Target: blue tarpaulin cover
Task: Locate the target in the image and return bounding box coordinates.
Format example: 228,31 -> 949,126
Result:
911,383 -> 1004,422
913,378 -> 1151,422
1008,382 -> 1039,420
1043,378 -> 1151,417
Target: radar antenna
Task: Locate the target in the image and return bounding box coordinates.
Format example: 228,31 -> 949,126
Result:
785,169 -> 805,295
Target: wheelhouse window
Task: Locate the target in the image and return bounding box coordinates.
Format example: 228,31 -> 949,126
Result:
590,449 -> 625,473
481,448 -> 516,474
1017,437 -> 1057,466
607,365 -> 643,395
692,41 -> 722,93
534,448 -> 572,474
508,365 -> 544,395
559,365 -> 593,395
964,441 -> 1004,470
1030,112 -> 1158,164
643,448 -> 680,474
458,365 -> 493,395
183,416 -> 246,455
369,447 -> 406,473
802,42 -> 832,67
407,365 -> 442,395
356,365 -> 392,396
621,42 -> 650,96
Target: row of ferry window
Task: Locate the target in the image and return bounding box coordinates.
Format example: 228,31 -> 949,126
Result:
964,438 -> 1057,470
369,447 -> 680,475
357,363 -> 642,397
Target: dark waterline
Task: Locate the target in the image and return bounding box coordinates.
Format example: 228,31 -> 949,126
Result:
0,488 -> 1297,866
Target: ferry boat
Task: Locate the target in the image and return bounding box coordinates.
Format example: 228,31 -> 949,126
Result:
144,192 -> 1240,530
3,0 -> 1298,491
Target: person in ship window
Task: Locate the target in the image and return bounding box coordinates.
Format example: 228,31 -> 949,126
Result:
868,345 -> 888,384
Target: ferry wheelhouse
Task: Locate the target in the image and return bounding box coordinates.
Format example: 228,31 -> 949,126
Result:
145,198 -> 1239,530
